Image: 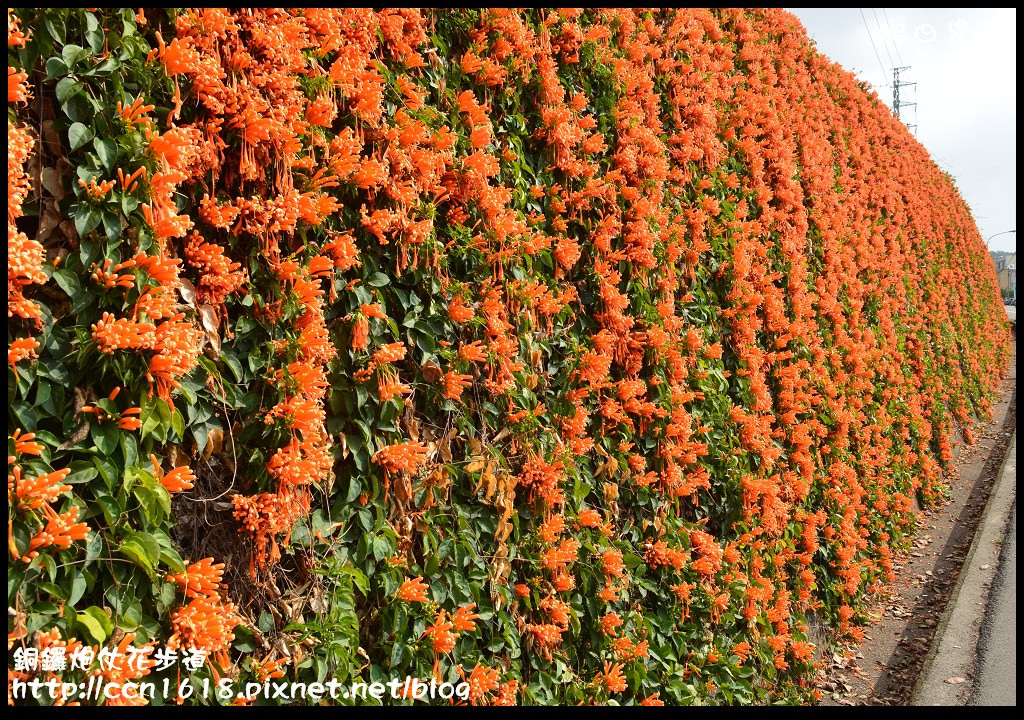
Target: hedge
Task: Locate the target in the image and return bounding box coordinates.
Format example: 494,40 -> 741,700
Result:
7,8 -> 1012,706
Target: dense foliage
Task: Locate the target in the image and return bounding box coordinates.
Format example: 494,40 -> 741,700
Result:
8,8 -> 1012,706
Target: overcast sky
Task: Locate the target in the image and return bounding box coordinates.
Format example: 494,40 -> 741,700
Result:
789,8 -> 1017,253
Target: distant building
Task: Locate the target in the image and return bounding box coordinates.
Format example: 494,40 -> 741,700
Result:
994,252 -> 1016,299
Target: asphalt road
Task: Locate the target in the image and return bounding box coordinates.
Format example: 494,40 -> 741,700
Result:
970,504 -> 1016,706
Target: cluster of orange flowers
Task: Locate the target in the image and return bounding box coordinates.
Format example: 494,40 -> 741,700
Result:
7,433 -> 88,563
460,663 -> 519,706
141,9 -> 349,577
373,440 -> 430,476
394,575 -> 430,603
166,558 -> 239,679
8,11 -> 45,361
421,603 -> 479,656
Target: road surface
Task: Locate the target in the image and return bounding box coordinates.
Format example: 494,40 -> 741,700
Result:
970,504 -> 1016,706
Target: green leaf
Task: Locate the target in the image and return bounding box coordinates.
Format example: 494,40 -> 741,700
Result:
90,421 -> 118,456
84,57 -> 120,76
61,43 -> 89,69
92,457 -> 117,489
65,462 -> 98,485
55,77 -> 84,104
84,12 -> 103,53
367,272 -> 390,287
133,485 -> 160,525
76,610 -> 107,644
233,626 -> 256,653
140,401 -> 161,439
390,641 -> 405,669
44,15 -> 66,45
117,539 -> 157,578
222,351 -> 244,382
102,210 -> 122,240
68,122 -> 95,151
74,206 -> 101,237
81,606 -> 113,643
160,547 -> 185,574
371,535 -> 391,561
94,137 -> 117,170
44,56 -> 68,81
69,575 -> 88,605
70,288 -> 96,315
170,408 -> 185,439
129,531 -> 162,565
52,269 -> 82,298
84,532 -> 103,564
141,398 -> 173,442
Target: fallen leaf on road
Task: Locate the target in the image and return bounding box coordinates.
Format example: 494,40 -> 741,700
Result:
945,677 -> 965,685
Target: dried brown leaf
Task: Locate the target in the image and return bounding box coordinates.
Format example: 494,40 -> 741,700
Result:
203,427 -> 224,461
40,167 -> 63,199
198,304 -> 220,353
482,462 -> 497,502
178,278 -> 197,307
420,360 -> 442,383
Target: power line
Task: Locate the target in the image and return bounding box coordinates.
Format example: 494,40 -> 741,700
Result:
859,8 -> 890,88
871,8 -> 896,70
881,8 -> 905,66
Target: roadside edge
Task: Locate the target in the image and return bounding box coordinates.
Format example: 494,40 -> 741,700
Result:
911,430 -> 1017,705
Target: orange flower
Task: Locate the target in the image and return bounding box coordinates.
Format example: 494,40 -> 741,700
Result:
23,506 -> 89,561
462,663 -> 501,705
524,623 -> 563,660
732,641 -> 752,663
7,12 -> 29,47
451,603 -> 479,633
372,342 -> 407,365
576,508 -> 602,528
8,337 -> 38,376
9,465 -> 71,511
448,297 -> 474,323
78,176 -> 117,200
168,596 -> 239,658
373,440 -> 430,475
250,652 -> 288,682
351,315 -> 370,351
117,166 -> 148,194
492,680 -> 519,706
378,373 -> 413,403
395,576 -> 430,603
360,303 -> 387,319
441,371 -> 472,400
160,465 -> 196,494
91,312 -> 157,353
166,557 -> 225,599
594,661 -> 626,694
117,407 -> 143,431
8,66 -> 29,103
602,548 -> 625,578
10,429 -> 43,456
422,610 -> 457,654
600,612 -> 622,637
458,341 -> 487,363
